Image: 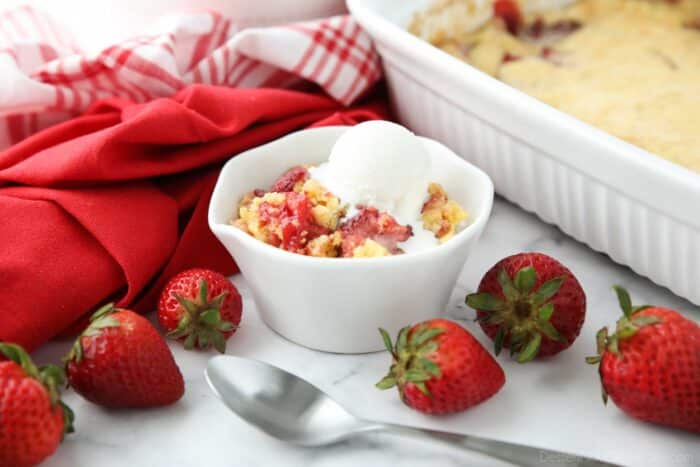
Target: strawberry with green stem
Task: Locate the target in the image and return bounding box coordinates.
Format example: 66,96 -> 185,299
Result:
376,319 -> 505,415
158,268 -> 242,353
65,303 -> 185,408
466,252 -> 586,362
586,286 -> 700,433
0,343 -> 73,467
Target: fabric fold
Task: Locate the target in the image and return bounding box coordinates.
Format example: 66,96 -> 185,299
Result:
0,85 -> 387,350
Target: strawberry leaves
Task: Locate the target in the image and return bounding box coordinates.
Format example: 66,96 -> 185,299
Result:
532,277 -> 565,306
588,286 -> 663,357
609,286 -> 661,344
613,285 -> 651,318
379,328 -> 395,357
466,266 -> 566,363
410,327 -> 443,347
585,327 -> 609,364
465,293 -> 504,311
498,269 -> 519,301
375,325 -> 445,398
493,325 -> 506,356
538,303 -> 554,321
58,401 -> 75,437
166,278 -> 236,353
614,285 -> 633,317
65,303 -> 120,364
535,303 -> 564,345
375,375 -> 397,390
517,333 -> 542,364
514,266 -> 536,293
0,342 -> 36,373
90,302 -> 118,322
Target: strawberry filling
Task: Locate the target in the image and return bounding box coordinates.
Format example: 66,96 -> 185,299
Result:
521,18 -> 581,43
684,17 -> 700,30
339,206 -> 412,257
502,52 -> 521,64
270,166 -> 309,193
493,0 -> 523,35
258,192 -> 329,252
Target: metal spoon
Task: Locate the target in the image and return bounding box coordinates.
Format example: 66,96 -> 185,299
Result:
205,355 -> 617,467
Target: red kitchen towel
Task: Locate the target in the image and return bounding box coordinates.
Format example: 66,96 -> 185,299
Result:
0,85 -> 388,351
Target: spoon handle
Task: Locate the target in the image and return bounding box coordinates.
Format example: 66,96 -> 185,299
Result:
377,424 -> 618,467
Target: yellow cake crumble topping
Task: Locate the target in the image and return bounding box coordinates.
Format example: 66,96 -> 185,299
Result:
421,183 -> 468,242
232,166 -> 469,257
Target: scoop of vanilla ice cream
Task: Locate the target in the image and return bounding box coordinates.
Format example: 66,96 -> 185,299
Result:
309,121 -> 439,253
310,121 -> 431,224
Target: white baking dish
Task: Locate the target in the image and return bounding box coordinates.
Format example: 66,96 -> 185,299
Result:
348,0 -> 700,305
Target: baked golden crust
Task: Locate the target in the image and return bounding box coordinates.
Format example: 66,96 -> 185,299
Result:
421,183 -> 468,242
410,0 -> 700,173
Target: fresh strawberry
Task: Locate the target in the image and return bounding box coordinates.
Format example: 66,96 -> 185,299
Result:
158,268 -> 242,353
493,0 -> 523,35
65,303 -> 184,408
376,319 -> 505,415
0,343 -> 73,467
466,252 -> 586,362
586,287 -> 700,433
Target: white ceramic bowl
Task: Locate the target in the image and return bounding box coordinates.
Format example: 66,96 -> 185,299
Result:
208,126 -> 494,353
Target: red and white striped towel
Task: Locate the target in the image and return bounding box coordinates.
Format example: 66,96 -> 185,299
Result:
0,7 -> 382,150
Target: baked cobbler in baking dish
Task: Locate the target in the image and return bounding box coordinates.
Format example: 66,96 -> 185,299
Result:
410,0 -> 700,173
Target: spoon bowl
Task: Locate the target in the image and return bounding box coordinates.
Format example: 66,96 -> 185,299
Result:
205,356 -> 377,445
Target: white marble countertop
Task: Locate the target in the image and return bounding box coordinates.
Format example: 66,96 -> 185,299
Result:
36,198 -> 699,467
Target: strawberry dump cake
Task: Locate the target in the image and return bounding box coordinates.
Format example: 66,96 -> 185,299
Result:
232,121 -> 468,258
409,0 -> 700,173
